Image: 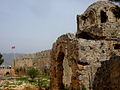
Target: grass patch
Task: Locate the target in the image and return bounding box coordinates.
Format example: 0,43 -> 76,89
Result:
0,75 -> 50,89
16,76 -> 28,81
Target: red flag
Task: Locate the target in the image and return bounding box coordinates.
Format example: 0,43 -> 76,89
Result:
11,46 -> 16,49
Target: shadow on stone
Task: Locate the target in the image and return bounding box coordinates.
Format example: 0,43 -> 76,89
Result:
92,56 -> 120,90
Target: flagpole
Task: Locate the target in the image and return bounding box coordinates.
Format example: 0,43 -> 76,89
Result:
13,49 -> 15,60
11,46 -> 16,60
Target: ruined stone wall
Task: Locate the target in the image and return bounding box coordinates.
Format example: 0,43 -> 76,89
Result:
50,33 -> 120,90
77,39 -> 120,89
33,50 -> 51,75
77,1 -> 120,29
13,50 -> 51,75
76,1 -> 120,39
0,68 -> 15,75
13,54 -> 35,69
93,56 -> 120,90
50,33 -> 80,90
50,1 -> 120,90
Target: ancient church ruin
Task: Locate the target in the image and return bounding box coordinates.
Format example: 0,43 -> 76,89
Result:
50,1 -> 120,90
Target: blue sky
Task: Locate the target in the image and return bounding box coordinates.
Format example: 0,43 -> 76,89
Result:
0,0 -> 98,53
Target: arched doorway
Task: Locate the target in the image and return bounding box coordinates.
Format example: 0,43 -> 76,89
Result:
56,52 -> 74,89
89,11 -> 95,25
101,10 -> 108,23
6,72 -> 10,75
56,52 -> 65,89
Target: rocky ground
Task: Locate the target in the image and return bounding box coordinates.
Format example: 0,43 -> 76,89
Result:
0,75 -> 50,90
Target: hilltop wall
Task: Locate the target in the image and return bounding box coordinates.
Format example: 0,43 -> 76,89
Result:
13,50 -> 51,75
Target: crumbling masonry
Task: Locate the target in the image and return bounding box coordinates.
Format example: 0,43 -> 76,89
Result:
13,50 -> 50,75
50,1 -> 120,90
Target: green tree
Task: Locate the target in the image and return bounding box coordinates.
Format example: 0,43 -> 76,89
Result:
27,67 -> 39,80
0,53 -> 4,65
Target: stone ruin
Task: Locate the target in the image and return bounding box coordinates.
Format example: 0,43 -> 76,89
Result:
13,50 -> 51,75
0,66 -> 15,76
50,1 -> 120,90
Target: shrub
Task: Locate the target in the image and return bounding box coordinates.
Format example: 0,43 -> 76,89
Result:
82,86 -> 87,90
27,67 -> 39,81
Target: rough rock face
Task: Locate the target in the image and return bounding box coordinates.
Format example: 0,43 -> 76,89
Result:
50,1 -> 120,90
76,1 -> 120,39
33,50 -> 51,75
93,56 -> 120,90
13,50 -> 50,75
13,54 -> 35,69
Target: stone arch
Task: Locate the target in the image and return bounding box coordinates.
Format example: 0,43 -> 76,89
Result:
55,52 -> 80,89
56,52 -> 65,89
50,33 -> 80,90
79,9 -> 96,27
93,56 -> 120,90
88,10 -> 96,25
100,10 -> 108,23
6,72 -> 10,75
111,6 -> 120,19
50,49 -> 73,89
68,58 -> 80,89
50,42 -> 69,90
106,7 -> 117,22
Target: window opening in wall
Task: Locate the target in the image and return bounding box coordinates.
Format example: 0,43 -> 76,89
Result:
89,12 -> 95,24
6,72 -> 10,75
77,32 -> 94,40
114,44 -> 120,49
101,11 -> 108,23
57,52 -> 65,89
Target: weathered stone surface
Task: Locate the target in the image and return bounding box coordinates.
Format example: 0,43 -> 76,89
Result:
50,34 -> 120,90
93,56 -> 120,90
50,1 -> 120,90
76,1 -> 120,39
33,50 -> 51,75
13,50 -> 51,75
50,33 -> 80,90
76,23 -> 120,39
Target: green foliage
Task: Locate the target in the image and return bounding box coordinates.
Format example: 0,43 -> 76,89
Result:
27,67 -> 39,80
16,76 -> 28,81
82,86 -> 87,90
63,88 -> 69,90
37,78 -> 50,89
0,53 -> 4,65
0,75 -> 50,89
82,87 -> 87,90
